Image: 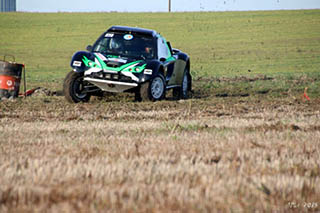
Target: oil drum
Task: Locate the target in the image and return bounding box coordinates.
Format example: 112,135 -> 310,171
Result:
0,59 -> 24,99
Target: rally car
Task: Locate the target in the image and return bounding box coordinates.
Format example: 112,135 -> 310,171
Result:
63,26 -> 192,103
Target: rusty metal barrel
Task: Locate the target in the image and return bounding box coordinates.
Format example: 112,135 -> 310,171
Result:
0,55 -> 24,99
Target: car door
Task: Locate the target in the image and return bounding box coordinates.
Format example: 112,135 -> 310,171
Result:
157,36 -> 176,86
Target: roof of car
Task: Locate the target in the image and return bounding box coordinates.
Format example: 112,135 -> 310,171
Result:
107,26 -> 158,37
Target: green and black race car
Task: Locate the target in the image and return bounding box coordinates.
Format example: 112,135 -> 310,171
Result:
63,26 -> 192,103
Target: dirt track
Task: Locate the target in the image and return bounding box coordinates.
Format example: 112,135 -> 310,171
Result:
1,78 -> 319,121
0,83 -> 320,212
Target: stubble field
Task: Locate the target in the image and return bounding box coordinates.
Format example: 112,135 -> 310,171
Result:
0,10 -> 320,212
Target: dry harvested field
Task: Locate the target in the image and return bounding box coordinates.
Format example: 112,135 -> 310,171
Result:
1,9 -> 320,212
0,81 -> 320,212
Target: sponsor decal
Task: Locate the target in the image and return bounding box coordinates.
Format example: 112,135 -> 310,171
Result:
144,69 -> 153,75
7,80 -> 13,87
123,34 -> 134,41
105,33 -> 114,38
108,58 -> 127,64
73,61 -> 82,67
0,76 -> 16,90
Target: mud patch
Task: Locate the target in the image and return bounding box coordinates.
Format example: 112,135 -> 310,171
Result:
246,122 -> 320,132
31,88 -> 63,97
0,87 -> 63,102
216,93 -> 250,98
197,75 -> 274,83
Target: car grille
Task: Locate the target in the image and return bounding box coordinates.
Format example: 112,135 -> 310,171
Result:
88,72 -> 135,83
120,75 -> 133,82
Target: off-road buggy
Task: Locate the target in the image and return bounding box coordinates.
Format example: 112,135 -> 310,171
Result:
63,26 -> 192,103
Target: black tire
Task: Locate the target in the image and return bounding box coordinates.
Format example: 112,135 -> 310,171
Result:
140,74 -> 166,101
63,71 -> 91,103
173,68 -> 190,100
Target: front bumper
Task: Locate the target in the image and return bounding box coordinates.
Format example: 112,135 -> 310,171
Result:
84,77 -> 138,93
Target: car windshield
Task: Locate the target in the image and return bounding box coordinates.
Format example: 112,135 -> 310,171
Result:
93,33 -> 155,60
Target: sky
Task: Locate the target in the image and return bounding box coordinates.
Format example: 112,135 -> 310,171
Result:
17,0 -> 320,12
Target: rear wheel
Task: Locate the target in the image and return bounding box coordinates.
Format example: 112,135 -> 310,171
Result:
140,74 -> 166,101
63,71 -> 91,103
173,68 -> 190,100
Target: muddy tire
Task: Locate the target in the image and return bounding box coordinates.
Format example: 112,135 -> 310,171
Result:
140,74 -> 166,101
173,68 -> 190,100
63,71 -> 91,103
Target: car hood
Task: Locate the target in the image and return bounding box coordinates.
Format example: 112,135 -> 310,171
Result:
83,52 -> 147,73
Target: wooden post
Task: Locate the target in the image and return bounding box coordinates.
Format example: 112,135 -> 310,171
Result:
168,0 -> 171,12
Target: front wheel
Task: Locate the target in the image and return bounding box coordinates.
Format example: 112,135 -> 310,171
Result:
140,74 -> 166,101
63,71 -> 91,103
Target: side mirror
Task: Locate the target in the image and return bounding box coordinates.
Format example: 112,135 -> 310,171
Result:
160,57 -> 166,62
86,45 -> 93,52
